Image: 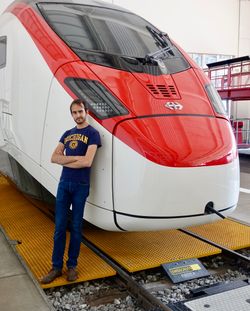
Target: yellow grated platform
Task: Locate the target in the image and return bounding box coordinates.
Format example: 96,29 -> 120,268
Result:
83,226 -> 221,272
1,175 -> 249,284
0,176 -> 116,288
187,219 -> 250,250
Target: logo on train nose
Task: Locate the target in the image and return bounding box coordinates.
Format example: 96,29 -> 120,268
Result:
165,102 -> 183,110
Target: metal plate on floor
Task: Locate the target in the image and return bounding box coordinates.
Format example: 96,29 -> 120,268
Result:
184,285 -> 250,311
162,258 -> 210,283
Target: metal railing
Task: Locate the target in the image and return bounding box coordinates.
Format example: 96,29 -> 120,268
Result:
204,59 -> 250,91
231,118 -> 250,148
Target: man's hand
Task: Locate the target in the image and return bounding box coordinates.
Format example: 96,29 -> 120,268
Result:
51,143 -> 77,165
63,145 -> 98,168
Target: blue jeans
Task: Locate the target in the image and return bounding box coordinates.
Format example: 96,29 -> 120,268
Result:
52,180 -> 89,270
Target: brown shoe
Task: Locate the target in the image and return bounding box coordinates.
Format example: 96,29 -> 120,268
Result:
40,269 -> 62,284
66,267 -> 78,282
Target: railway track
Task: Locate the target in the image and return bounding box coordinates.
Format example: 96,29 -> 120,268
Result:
30,195 -> 250,310
80,223 -> 250,311
81,234 -> 172,311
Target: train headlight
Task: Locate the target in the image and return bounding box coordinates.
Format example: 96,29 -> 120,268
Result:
205,83 -> 227,116
65,78 -> 129,120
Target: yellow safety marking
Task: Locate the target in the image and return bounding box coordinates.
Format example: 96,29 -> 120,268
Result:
169,264 -> 201,275
0,176 -> 115,288
187,219 -> 250,250
84,226 -> 221,272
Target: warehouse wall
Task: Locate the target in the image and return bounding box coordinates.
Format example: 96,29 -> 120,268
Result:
113,0 -> 240,56
239,0 -> 250,55
1,0 -> 249,57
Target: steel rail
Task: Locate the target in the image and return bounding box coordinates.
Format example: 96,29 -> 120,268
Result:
81,235 -> 173,311
179,228 -> 250,264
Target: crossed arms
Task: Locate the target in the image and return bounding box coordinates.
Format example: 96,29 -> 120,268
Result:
51,142 -> 98,168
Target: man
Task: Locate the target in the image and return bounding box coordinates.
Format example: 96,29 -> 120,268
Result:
41,99 -> 101,284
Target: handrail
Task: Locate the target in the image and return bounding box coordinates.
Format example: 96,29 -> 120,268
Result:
204,60 -> 250,91
231,118 -> 250,148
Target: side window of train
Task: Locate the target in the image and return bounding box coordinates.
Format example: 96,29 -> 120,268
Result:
0,36 -> 7,69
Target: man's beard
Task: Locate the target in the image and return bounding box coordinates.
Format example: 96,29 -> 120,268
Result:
76,117 -> 85,124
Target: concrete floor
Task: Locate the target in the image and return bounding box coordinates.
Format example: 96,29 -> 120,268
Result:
0,228 -> 53,311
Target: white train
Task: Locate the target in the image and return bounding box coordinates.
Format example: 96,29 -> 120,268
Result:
0,0 -> 239,231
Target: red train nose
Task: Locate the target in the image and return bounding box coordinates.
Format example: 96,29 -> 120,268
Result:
114,115 -> 236,167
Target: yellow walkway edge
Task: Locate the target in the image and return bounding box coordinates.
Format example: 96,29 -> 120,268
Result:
187,218 -> 250,250
0,176 -> 116,288
83,218 -> 250,272
83,227 -> 221,272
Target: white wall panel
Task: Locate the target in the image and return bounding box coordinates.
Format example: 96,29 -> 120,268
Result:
113,0 -> 240,55
0,1 -> 12,15
239,0 -> 250,55
233,101 -> 250,119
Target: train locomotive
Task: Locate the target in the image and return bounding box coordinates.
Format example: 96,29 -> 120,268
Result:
0,0 -> 239,231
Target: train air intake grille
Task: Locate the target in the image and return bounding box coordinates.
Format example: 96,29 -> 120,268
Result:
146,84 -> 178,98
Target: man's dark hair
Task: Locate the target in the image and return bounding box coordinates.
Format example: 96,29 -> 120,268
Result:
70,99 -> 88,113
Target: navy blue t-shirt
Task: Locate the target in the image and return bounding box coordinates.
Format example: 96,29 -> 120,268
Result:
59,125 -> 101,184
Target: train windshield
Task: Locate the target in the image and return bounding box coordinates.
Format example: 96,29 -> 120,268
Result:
38,3 -> 190,74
